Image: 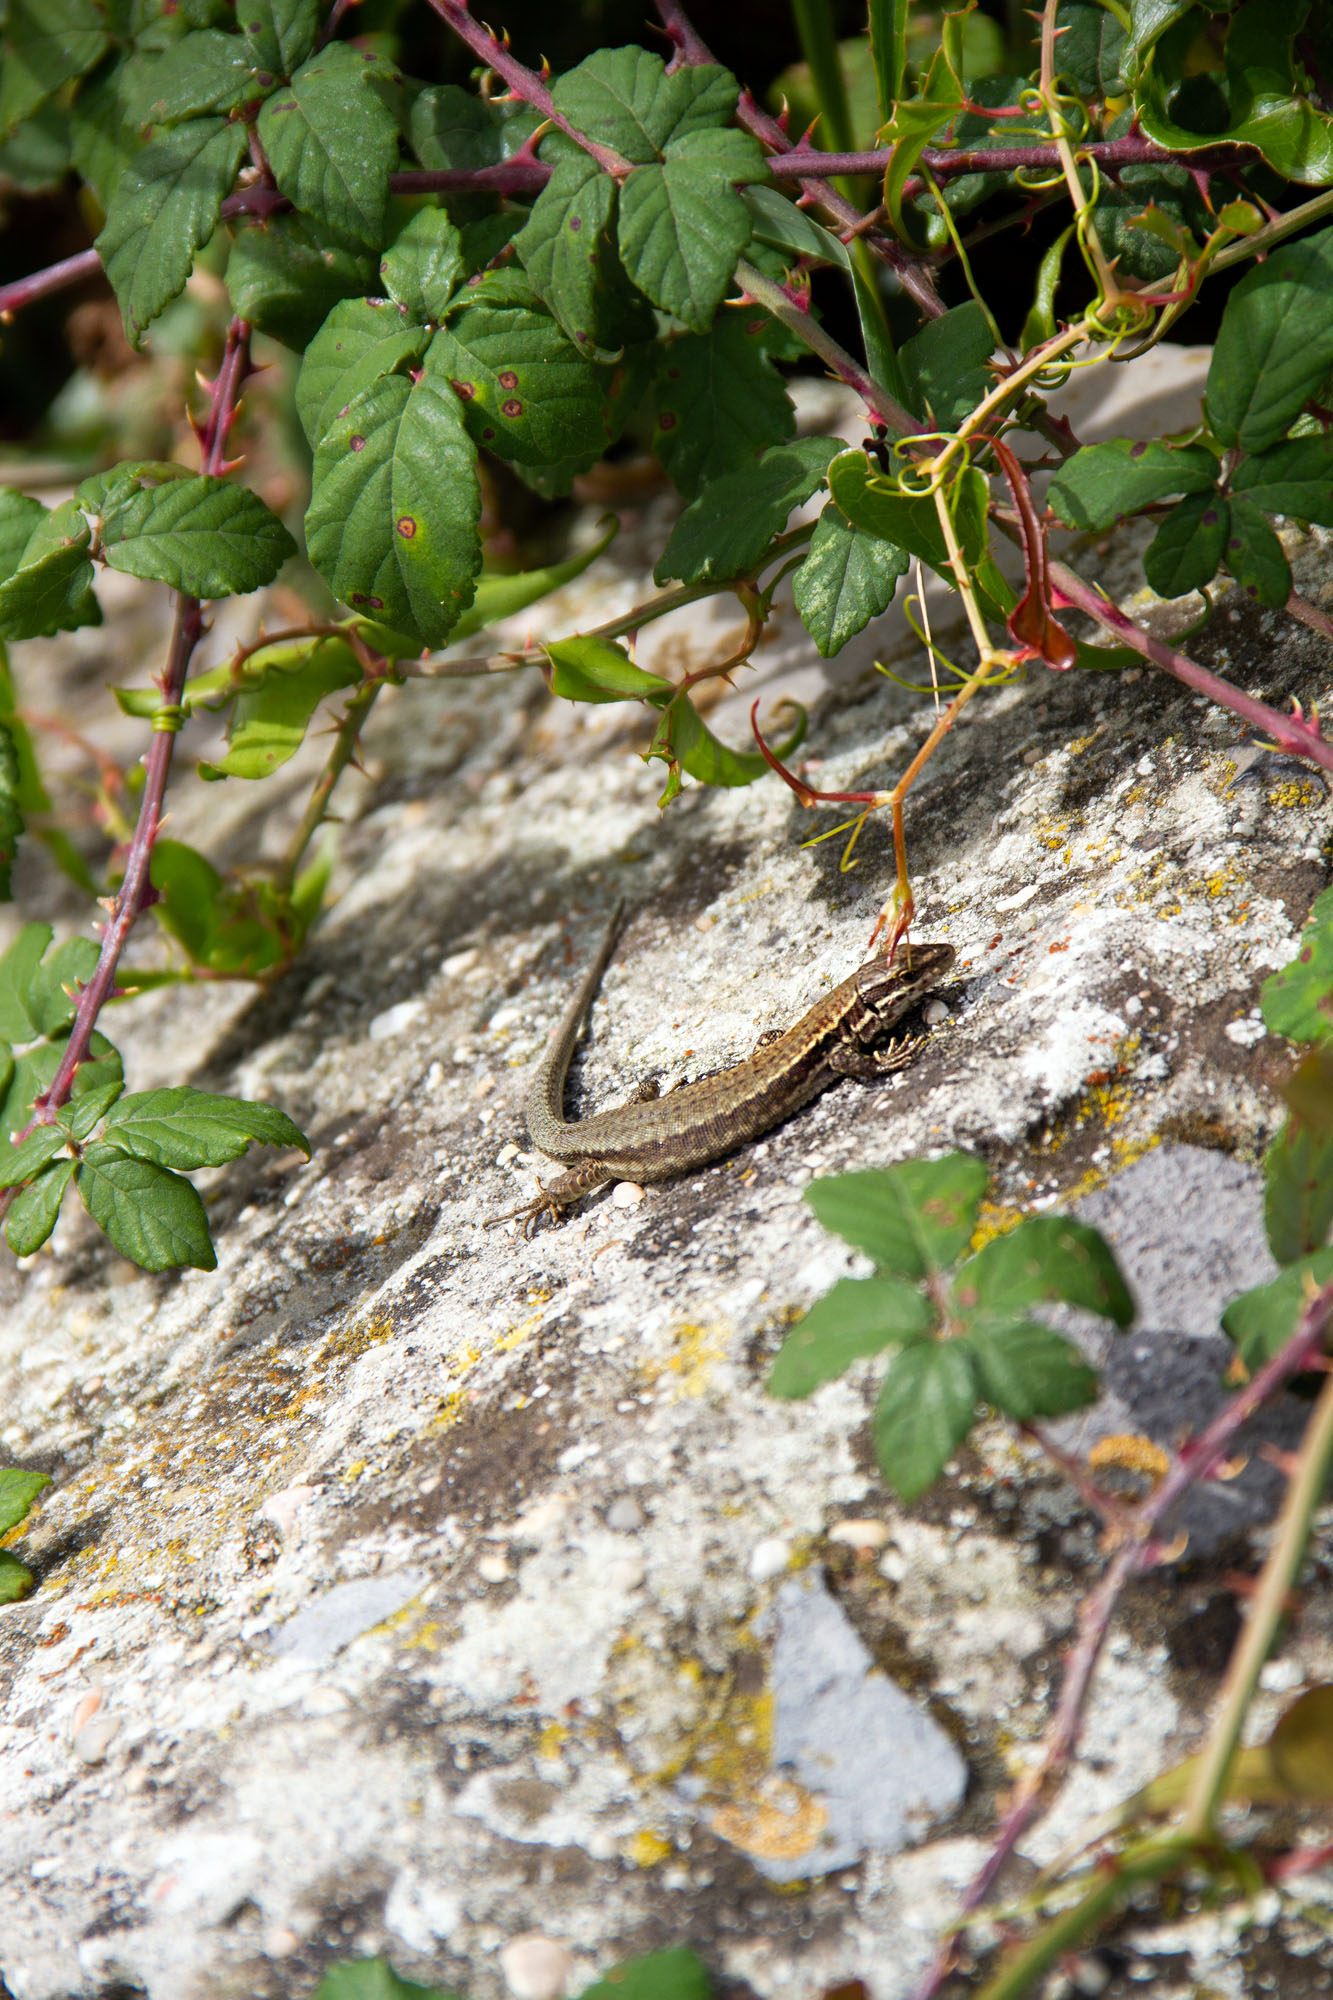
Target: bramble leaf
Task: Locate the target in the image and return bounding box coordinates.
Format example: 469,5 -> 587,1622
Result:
1262,885 -> 1333,1041
296,298 -> 432,450
305,355 -> 481,648
0,0 -> 106,137
96,471 -> 296,598
240,0 -> 319,80
515,146 -> 621,355
873,1340 -> 977,1500
4,1158 -> 75,1257
202,636 -> 361,779
899,302 -> 994,429
97,116 -> 247,345
1222,1246 -> 1333,1371
226,211 -> 378,350
379,209 -> 467,324
312,1957 -> 460,2000
545,636 -> 673,704
0,499 -> 100,641
77,1145 -> 217,1272
579,1950 -> 712,2000
652,314 -> 794,499
131,30 -> 263,124
966,1318 -> 1099,1420
0,1466 -> 52,1536
827,452 -> 987,574
654,436 -> 840,584
0,923 -> 99,1042
258,43 -> 399,247
0,1125 -> 68,1189
100,1086 -> 309,1169
0,716 -> 23,899
1143,493 -> 1229,598
767,1276 -> 934,1397
954,1215 -> 1134,1325
1232,434 -> 1333,524
1264,1116 -> 1333,1265
1205,225 -> 1333,453
432,270 -> 607,469
1047,438 -> 1220,532
806,1156 -> 989,1277
794,506 -> 909,658
1225,496 -> 1291,607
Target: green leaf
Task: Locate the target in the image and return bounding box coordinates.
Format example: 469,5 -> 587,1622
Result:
101,1085 -> 308,1168
257,43 -> 398,247
643,689 -> 803,800
768,1275 -> 934,1398
873,1340 -> 978,1501
1222,1246 -> 1333,1372
1224,495 -> 1292,607
1232,434 -> 1333,525
1262,885 -> 1333,1041
5,1157 -> 75,1257
579,1950 -> 712,2000
226,210 -> 378,351
142,844 -> 294,977
1047,438 -> 1221,533
432,270 -> 607,469
806,1155 -> 989,1277
0,0 -> 106,137
742,183 -> 850,271
204,635 -> 362,779
0,1033 -> 122,1142
0,499 -> 100,641
0,715 -> 23,899
77,1144 -> 216,1272
826,450 -> 987,575
0,923 -> 99,1041
1054,0 -> 1128,96
1040,436 -> 1216,532
408,82 -> 505,173
654,435 -> 840,585
56,1083 -> 123,1142
1021,222 -> 1076,353
450,517 -> 618,642
147,837 -> 224,960
652,314 -> 794,499
304,351 -> 482,649
0,1550 -> 36,1602
97,470 -> 296,598
899,302 -> 994,429
1264,1115 -> 1333,1264
295,297 -> 431,450
0,99 -> 73,187
618,129 -> 764,332
545,635 -> 673,704
131,30 -> 262,124
0,1465 -> 51,1535
552,46 -> 739,162
966,1317 -> 1099,1420
1124,0 -> 1193,82
68,56 -> 140,212
379,209 -> 466,324
793,505 -> 909,658
239,0 -> 318,80
0,1125 -> 67,1189
515,148 -> 620,355
882,22 -> 967,234
1144,492 -> 1230,598
1205,226 -> 1333,454
0,489 -> 45,578
313,1957 -> 460,2000
97,116 -> 247,345
953,1215 -> 1134,1326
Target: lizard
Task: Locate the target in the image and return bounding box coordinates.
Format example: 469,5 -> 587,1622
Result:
495,903 -> 956,1229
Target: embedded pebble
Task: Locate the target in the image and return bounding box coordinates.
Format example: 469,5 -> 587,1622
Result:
828,1518 -> 890,1553
748,1535 -> 792,1582
499,1933 -> 574,2000
605,1496 -> 645,1532
368,998 -> 425,1041
477,1555 -> 510,1584
71,1716 -> 119,1765
611,1181 -> 646,1208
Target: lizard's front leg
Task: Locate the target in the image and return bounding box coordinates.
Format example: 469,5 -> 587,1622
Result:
826,1032 -> 925,1080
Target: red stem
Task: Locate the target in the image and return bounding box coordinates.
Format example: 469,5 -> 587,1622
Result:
20,319 -> 254,1136
1047,557 -> 1333,777
911,1275 -> 1333,1999
0,248 -> 102,319
769,136 -> 1255,182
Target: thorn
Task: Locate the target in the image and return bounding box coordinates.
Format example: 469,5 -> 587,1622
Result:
195,370 -> 217,395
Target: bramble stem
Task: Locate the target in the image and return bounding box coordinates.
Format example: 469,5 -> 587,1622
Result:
734,258 -> 919,434
19,319 -> 254,1136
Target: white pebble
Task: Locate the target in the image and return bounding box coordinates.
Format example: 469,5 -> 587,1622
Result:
489,1006 -> 522,1032
605,1496 -> 645,1532
748,1535 -> 792,1582
477,1554 -> 510,1584
828,1518 -> 890,1553
500,1934 -> 574,2000
610,1181 -> 646,1208
368,998 -> 425,1042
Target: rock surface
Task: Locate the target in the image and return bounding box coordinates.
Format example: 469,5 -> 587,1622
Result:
4,360 -> 1333,1998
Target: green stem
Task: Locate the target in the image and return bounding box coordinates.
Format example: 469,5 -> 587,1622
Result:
275,680 -> 383,898
1181,1346 -> 1333,1837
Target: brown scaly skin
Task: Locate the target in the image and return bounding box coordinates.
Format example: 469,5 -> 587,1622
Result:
494,905 -> 956,1230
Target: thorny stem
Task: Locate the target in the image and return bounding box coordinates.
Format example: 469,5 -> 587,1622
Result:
767,136 -> 1256,182
0,247 -> 102,320
275,680 -> 385,898
420,0 -> 631,176
911,1276 -> 1333,2000
17,318 -> 254,1139
1046,557 -> 1333,778
734,258 -> 920,435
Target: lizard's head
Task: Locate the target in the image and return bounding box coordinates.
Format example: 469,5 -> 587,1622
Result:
857,940 -> 956,1021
